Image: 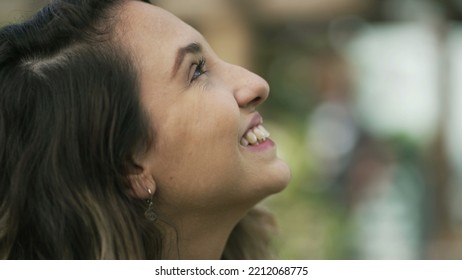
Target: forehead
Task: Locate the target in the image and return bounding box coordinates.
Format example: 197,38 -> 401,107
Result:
116,1 -> 202,72
120,1 -> 191,39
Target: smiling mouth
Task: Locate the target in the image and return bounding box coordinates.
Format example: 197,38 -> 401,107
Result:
240,125 -> 271,147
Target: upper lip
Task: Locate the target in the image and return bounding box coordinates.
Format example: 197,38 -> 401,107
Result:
241,112 -> 263,138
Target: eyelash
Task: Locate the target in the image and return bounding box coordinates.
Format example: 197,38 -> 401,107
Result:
190,57 -> 207,83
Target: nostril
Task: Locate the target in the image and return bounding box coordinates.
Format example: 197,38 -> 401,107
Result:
237,88 -> 267,110
252,96 -> 262,106
239,96 -> 263,110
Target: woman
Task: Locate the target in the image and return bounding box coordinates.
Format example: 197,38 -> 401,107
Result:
0,0 -> 291,259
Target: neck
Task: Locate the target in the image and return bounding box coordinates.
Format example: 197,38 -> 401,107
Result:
160,210 -> 242,260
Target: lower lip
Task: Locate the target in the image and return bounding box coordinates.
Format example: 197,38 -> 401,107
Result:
245,138 -> 275,151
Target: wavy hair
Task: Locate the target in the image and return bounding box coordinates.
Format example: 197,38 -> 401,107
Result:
0,0 -> 276,259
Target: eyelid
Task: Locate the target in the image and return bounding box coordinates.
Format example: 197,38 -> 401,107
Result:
189,57 -> 207,84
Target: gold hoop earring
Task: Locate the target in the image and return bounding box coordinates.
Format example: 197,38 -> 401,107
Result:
144,188 -> 157,222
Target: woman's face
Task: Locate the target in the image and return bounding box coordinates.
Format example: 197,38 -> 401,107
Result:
120,1 -> 291,217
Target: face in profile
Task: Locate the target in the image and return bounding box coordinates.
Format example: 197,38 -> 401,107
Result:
120,1 -> 291,220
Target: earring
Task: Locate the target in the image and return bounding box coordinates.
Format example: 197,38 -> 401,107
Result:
144,188 -> 157,222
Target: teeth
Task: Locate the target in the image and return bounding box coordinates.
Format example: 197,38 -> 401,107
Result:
241,125 -> 271,146
253,127 -> 265,139
245,131 -> 258,145
254,127 -> 267,140
258,125 -> 270,137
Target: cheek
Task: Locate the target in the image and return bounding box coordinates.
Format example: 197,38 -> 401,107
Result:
151,95 -> 240,192
151,116 -> 243,212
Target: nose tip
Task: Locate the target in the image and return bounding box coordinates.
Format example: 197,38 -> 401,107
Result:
234,66 -> 270,110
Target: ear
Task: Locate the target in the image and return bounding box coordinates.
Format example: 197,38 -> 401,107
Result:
127,171 -> 156,200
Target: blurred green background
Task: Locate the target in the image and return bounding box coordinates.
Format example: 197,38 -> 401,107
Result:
3,0 -> 462,259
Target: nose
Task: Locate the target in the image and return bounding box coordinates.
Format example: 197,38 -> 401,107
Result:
229,64 -> 269,110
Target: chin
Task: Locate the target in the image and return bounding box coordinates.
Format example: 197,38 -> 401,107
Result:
255,159 -> 292,198
270,160 -> 292,192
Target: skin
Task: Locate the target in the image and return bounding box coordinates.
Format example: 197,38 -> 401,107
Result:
118,0 -> 291,259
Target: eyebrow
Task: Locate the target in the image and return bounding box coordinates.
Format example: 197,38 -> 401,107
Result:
171,42 -> 203,79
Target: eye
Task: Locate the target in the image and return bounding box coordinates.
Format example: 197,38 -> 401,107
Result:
190,57 -> 207,83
